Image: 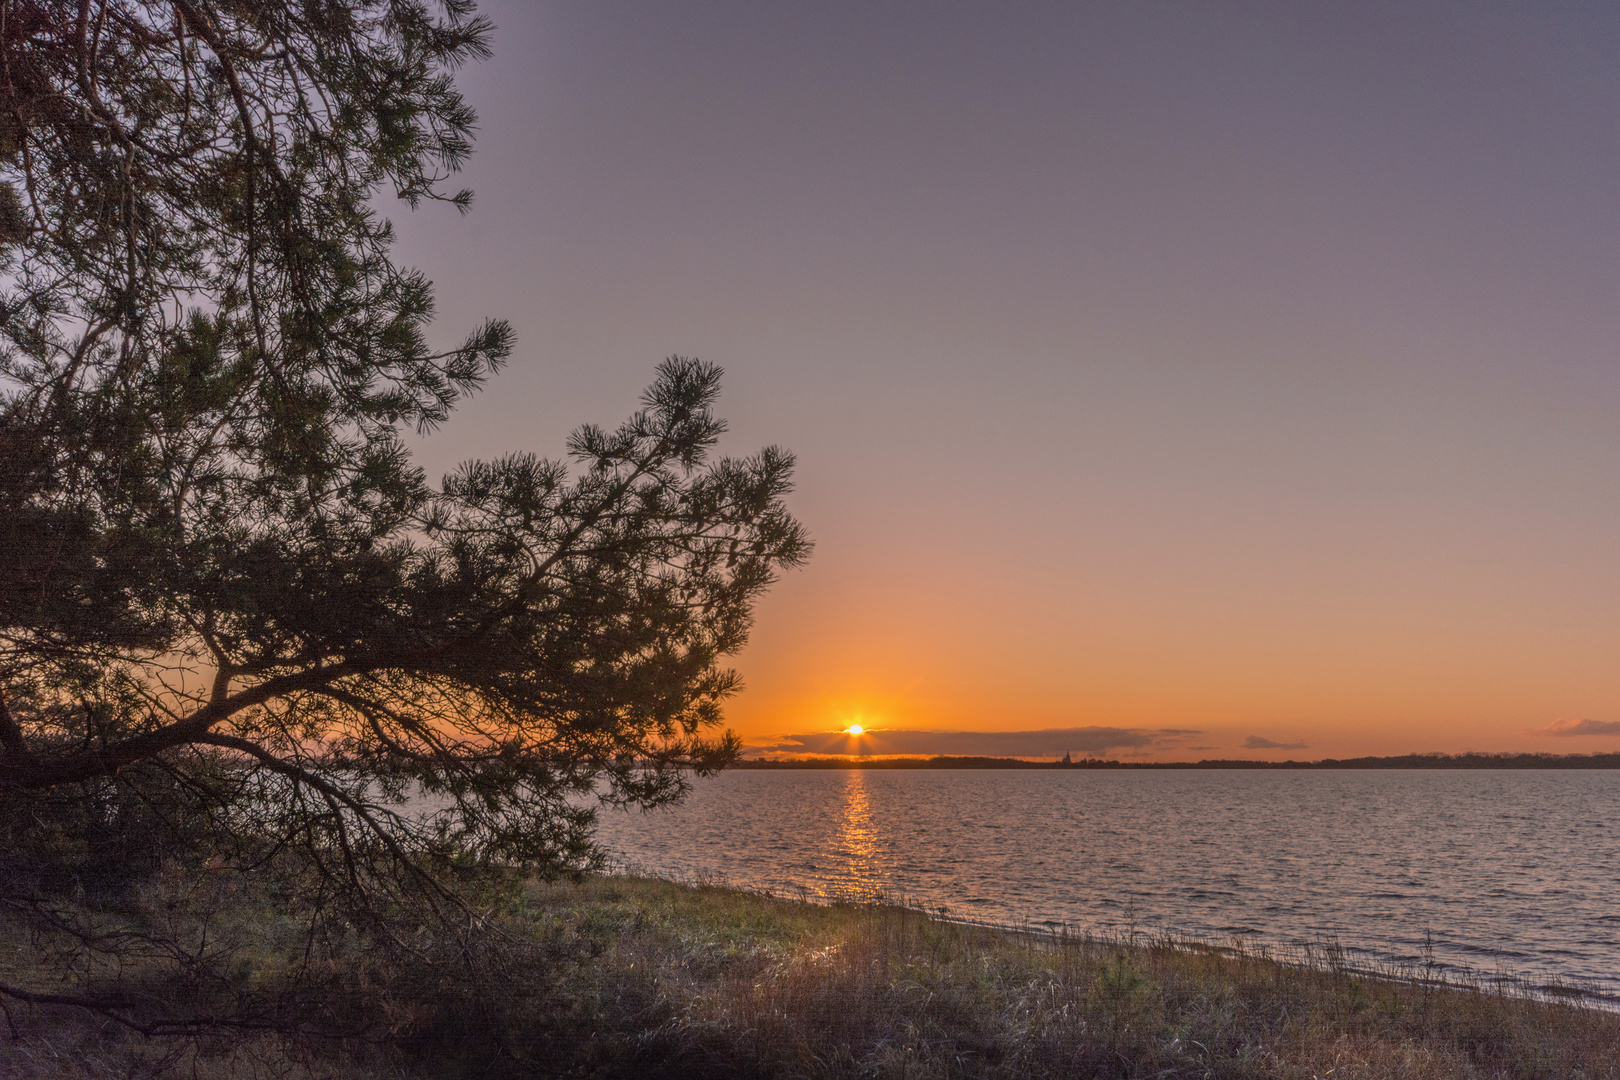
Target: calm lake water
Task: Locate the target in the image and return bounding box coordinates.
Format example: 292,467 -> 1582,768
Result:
594,769 -> 1620,995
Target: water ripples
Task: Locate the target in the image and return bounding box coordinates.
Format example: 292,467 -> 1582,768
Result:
595,769 -> 1620,993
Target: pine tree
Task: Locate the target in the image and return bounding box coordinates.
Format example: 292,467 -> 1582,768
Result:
0,0 -> 807,1024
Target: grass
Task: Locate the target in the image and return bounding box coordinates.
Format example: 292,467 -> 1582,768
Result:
3,873 -> 1619,1078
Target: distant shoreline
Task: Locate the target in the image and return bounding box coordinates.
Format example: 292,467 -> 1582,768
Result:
734,752 -> 1620,770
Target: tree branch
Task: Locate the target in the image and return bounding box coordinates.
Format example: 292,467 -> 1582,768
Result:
0,687 -> 28,761
194,731 -> 459,907
0,660 -> 361,790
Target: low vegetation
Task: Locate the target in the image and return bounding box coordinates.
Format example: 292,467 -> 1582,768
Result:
3,872 -> 1616,1079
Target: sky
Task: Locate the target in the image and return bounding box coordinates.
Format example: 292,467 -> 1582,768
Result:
392,1 -> 1620,760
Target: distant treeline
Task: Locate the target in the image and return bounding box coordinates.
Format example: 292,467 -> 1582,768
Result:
735,752 -> 1620,770
737,755 -> 1068,770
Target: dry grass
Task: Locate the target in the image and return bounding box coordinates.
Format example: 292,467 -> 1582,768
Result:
4,873 -> 1618,1078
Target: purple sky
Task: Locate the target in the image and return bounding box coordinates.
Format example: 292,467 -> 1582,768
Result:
394,2 -> 1620,758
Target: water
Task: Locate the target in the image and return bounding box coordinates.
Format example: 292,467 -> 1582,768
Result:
594,768 -> 1620,995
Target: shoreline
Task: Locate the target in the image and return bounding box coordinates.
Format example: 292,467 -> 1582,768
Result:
608,866 -> 1620,1011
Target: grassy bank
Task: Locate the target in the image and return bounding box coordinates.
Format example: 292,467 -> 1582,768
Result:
4,874 -> 1618,1078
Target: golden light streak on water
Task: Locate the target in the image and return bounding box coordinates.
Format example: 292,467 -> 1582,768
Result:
831,770 -> 883,902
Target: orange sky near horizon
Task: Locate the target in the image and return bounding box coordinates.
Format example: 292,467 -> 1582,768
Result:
718,541 -> 1620,761
394,2 -> 1620,762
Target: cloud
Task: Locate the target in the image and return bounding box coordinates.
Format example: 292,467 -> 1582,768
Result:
1243,735 -> 1309,751
752,726 -> 1199,758
1531,718 -> 1620,737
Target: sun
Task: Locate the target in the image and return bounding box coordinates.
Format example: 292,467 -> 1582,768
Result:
844,723 -> 865,735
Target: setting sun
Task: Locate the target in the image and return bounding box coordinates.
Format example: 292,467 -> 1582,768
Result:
844,724 -> 864,736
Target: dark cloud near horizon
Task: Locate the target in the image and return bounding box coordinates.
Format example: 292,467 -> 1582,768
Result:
1243,735 -> 1309,751
1532,718 -> 1620,737
755,726 -> 1199,758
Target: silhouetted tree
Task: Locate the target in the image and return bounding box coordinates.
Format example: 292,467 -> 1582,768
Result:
0,0 -> 807,1027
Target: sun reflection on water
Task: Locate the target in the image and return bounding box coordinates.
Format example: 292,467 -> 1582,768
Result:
830,770 -> 885,902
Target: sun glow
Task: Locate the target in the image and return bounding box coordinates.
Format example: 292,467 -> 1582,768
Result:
844,724 -> 865,735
